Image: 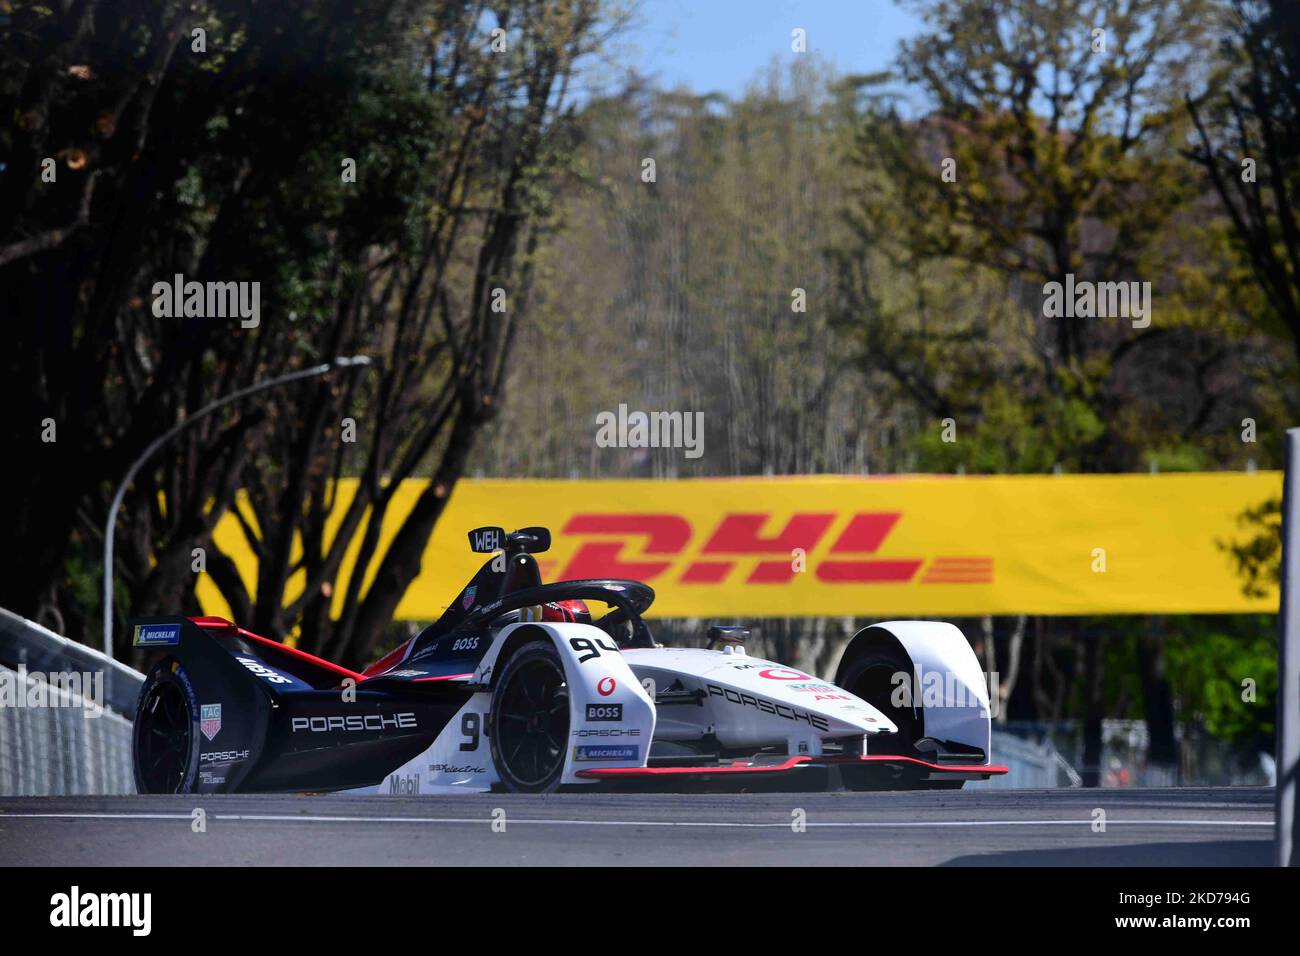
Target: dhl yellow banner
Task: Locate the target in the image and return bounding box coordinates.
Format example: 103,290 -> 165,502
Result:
197,473 -> 1282,621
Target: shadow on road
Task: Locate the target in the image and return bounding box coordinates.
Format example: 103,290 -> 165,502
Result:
942,840 -> 1272,867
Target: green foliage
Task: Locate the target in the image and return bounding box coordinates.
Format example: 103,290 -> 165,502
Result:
1165,616 -> 1277,749
1220,497 -> 1283,599
914,385 -> 1105,472
61,550 -> 106,626
478,56 -> 878,478
1142,445 -> 1210,473
1186,0 -> 1300,361
0,0 -> 607,660
828,0 -> 1289,478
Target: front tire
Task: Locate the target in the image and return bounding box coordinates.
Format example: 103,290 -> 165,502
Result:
838,642 -> 921,752
133,658 -> 200,794
489,640 -> 570,793
837,642 -> 965,791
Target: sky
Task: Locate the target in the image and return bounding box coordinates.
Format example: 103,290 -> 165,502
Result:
612,0 -> 925,98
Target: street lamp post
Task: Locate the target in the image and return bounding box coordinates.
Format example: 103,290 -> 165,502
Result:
102,356 -> 371,658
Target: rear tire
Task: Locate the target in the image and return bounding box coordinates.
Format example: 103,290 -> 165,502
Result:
489,640 -> 570,793
133,658 -> 200,794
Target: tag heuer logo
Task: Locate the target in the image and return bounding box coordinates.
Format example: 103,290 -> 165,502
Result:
462,585 -> 477,609
200,704 -> 222,741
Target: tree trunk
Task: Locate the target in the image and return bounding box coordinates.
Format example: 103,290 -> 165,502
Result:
341,399 -> 484,669
997,615 -> 1026,724
1137,616 -> 1179,770
1081,621 -> 1105,787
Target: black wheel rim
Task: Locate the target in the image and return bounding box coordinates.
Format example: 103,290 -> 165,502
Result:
136,680 -> 192,793
497,657 -> 569,788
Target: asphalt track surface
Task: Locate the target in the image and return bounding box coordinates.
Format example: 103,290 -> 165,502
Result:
0,786 -> 1273,866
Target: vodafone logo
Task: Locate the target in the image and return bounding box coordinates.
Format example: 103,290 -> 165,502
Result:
758,667 -> 812,681
597,676 -> 616,696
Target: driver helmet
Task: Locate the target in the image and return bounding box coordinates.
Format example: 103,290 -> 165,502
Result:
541,599 -> 591,624
496,599 -> 592,625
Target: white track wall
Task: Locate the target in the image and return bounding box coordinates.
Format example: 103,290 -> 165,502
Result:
0,608 -> 142,795
0,663 -> 136,795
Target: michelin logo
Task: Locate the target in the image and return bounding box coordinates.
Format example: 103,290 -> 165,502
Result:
573,744 -> 639,761
132,623 -> 181,647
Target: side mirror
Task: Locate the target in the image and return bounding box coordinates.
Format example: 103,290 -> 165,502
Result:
707,625 -> 750,649
511,526 -> 551,554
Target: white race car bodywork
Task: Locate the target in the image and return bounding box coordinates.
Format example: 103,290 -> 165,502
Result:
864,620 -> 993,767
619,646 -> 894,756
357,618 -> 993,795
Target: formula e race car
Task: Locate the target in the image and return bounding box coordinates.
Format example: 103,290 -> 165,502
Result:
131,526 -> 1007,794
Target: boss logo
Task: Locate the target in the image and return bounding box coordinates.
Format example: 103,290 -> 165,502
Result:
585,703 -> 623,721
236,656 -> 293,685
